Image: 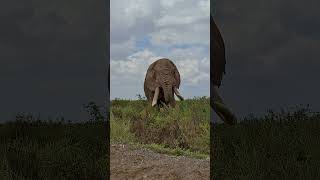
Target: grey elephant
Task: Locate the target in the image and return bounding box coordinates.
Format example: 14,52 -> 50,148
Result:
144,58 -> 184,108
211,16 -> 237,125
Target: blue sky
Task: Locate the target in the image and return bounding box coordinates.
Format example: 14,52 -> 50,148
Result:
110,0 -> 210,100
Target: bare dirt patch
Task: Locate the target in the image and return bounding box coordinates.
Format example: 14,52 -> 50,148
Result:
111,143 -> 210,180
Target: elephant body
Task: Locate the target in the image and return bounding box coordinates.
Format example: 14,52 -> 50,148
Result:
211,16 -> 237,125
144,58 -> 184,107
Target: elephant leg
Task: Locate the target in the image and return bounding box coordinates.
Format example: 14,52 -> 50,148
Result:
213,85 -> 236,125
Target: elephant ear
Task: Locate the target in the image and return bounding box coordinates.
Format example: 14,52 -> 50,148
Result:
169,61 -> 181,88
144,61 -> 159,91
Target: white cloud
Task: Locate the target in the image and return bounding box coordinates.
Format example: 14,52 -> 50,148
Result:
110,49 -> 162,85
149,23 -> 209,46
160,0 -> 184,8
110,0 -> 159,45
156,0 -> 209,27
165,47 -> 210,85
176,58 -> 209,85
111,50 -> 157,75
111,0 -> 155,29
110,37 -> 136,60
151,0 -> 209,46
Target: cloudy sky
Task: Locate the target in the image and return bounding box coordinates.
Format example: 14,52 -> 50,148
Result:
213,0 -> 320,118
110,0 -> 210,100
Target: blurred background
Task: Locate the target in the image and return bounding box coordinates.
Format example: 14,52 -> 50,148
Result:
0,0 -> 108,122
213,0 -> 320,118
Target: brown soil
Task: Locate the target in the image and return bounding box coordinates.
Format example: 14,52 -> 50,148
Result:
111,143 -> 210,180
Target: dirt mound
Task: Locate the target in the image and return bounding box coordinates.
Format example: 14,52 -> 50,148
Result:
111,143 -> 209,180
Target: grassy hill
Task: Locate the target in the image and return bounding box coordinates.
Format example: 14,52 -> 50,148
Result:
110,97 -> 210,158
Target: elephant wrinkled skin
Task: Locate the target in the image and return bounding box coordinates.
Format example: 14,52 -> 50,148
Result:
144,58 -> 184,108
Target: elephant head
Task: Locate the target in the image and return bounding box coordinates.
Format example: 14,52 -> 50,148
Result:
211,15 -> 237,125
144,58 -> 184,108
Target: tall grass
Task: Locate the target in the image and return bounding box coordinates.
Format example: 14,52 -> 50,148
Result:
0,103 -> 108,180
211,106 -> 320,179
110,97 -> 210,156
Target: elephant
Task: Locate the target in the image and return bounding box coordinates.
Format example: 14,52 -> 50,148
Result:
144,58 -> 184,108
211,15 -> 237,125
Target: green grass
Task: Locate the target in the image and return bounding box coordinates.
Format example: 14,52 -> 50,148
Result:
110,97 -> 210,158
211,107 -> 320,179
0,119 -> 108,180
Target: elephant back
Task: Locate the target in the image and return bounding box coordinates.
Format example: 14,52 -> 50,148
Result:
154,58 -> 181,88
211,16 -> 226,87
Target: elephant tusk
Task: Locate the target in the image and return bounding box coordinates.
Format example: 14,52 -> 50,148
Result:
152,87 -> 160,106
174,87 -> 184,101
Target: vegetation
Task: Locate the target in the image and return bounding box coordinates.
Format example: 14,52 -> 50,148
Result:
110,96 -> 210,158
211,106 -> 320,179
0,103 -> 108,180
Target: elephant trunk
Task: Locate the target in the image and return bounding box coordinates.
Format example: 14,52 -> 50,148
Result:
213,85 -> 236,125
163,83 -> 173,103
161,73 -> 173,103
